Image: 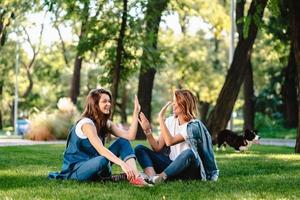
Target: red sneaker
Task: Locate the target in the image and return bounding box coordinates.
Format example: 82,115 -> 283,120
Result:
129,177 -> 153,187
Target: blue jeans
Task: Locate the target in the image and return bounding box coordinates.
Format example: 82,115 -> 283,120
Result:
70,138 -> 135,181
135,145 -> 200,180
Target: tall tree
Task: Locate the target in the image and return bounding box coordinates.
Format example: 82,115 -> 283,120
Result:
69,1 -> 89,104
20,21 -> 44,98
287,0 -> 300,153
281,47 -> 298,128
111,0 -> 128,118
136,0 -> 169,139
46,0 -> 111,104
0,0 -> 37,129
206,0 -> 268,142
236,0 -> 255,130
53,7 -> 71,69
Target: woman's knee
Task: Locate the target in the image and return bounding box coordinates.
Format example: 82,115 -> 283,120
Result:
134,144 -> 147,155
115,137 -> 131,147
71,156 -> 109,181
180,149 -> 196,161
94,156 -> 109,170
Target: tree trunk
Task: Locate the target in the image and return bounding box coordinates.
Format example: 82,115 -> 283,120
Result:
237,0 -> 256,130
10,101 -> 14,128
0,22 -> 5,47
69,2 -> 89,105
281,47 -> 298,128
22,68 -> 33,98
287,0 -> 300,153
206,0 -> 268,143
120,85 -> 128,124
70,55 -> 83,104
243,59 -> 255,130
111,0 -> 128,119
199,101 -> 210,122
136,0 -> 169,139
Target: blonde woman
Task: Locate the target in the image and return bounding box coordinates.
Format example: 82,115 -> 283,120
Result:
135,89 -> 219,183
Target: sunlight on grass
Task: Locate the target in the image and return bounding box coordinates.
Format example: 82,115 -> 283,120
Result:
264,154 -> 300,161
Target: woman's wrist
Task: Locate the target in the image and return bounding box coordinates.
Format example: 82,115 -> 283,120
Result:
119,160 -> 126,167
144,128 -> 152,136
158,117 -> 165,124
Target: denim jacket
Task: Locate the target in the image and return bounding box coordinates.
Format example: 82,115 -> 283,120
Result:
186,119 -> 219,181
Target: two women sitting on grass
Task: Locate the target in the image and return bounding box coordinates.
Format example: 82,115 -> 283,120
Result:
48,88 -> 218,186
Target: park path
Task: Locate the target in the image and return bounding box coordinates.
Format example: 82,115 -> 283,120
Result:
0,138 -> 296,147
0,139 -> 65,147
259,138 -> 295,148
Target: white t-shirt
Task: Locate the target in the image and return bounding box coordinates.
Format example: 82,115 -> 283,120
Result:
75,118 -> 96,139
165,116 -> 190,161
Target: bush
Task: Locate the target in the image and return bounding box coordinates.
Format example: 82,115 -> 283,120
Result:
25,98 -> 79,141
255,113 -> 297,139
255,113 -> 282,131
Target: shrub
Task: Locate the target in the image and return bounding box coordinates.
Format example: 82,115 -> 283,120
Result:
25,98 -> 79,141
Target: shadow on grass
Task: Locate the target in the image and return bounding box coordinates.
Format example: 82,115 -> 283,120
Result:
0,174 -> 50,190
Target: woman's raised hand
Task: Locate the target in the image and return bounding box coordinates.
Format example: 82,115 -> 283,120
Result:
134,95 -> 141,115
158,101 -> 172,120
138,112 -> 151,135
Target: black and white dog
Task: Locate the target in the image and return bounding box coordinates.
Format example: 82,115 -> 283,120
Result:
217,129 -> 260,152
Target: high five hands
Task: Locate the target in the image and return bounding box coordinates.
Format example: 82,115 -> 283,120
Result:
138,112 -> 151,136
137,101 -> 172,136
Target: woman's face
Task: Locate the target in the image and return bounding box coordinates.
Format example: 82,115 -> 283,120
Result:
172,95 -> 182,117
98,93 -> 111,114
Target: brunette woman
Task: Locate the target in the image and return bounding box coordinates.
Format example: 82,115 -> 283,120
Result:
49,88 -> 148,186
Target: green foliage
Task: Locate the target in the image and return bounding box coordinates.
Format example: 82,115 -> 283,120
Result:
0,0 -> 39,47
0,0 -> 293,133
255,112 -> 283,130
255,113 -> 296,139
267,0 -> 281,17
1,143 -> 300,199
255,66 -> 284,121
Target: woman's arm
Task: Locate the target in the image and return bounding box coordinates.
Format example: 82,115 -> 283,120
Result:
159,118 -> 184,146
158,102 -> 184,146
146,133 -> 166,152
110,95 -> 140,140
82,123 -> 135,180
138,112 -> 165,152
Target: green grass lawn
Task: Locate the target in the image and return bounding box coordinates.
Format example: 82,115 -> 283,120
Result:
1,141 -> 300,200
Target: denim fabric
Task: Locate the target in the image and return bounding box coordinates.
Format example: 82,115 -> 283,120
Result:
135,145 -> 200,180
134,144 -> 171,174
186,120 -> 219,181
70,155 -> 111,181
69,137 -> 136,181
48,124 -> 136,181
164,148 -> 200,180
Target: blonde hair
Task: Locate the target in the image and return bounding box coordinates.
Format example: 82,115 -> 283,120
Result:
174,89 -> 198,122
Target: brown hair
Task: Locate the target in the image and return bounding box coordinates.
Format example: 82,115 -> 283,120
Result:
81,88 -> 112,137
174,89 -> 198,122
